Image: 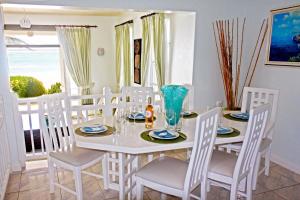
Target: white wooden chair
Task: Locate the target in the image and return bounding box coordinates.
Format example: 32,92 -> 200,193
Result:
222,87 -> 279,189
121,86 -> 154,109
208,104 -> 270,200
38,93 -> 109,200
135,107 -> 220,200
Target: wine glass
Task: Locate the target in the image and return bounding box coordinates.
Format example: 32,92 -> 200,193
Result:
216,100 -> 224,126
165,109 -> 176,131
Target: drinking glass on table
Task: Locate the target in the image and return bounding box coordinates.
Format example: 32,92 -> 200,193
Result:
115,108 -> 126,135
216,100 -> 224,126
165,109 -> 176,131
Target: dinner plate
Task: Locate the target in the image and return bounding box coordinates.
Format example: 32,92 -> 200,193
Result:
149,129 -> 179,140
217,126 -> 234,135
230,112 -> 249,120
128,112 -> 145,120
80,125 -> 108,134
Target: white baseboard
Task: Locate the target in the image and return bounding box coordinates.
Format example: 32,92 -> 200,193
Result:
271,153 -> 300,174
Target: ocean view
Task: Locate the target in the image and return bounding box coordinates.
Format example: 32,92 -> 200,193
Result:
7,48 -> 61,88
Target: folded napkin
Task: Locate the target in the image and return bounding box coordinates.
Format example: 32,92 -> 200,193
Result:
153,129 -> 176,138
129,112 -> 145,119
81,125 -> 106,133
232,112 -> 249,119
217,126 -> 233,134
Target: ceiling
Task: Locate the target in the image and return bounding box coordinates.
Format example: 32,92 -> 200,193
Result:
2,4 -> 128,16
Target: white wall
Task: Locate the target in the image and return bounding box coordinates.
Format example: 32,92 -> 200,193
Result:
0,7 -> 25,171
4,13 -> 119,93
169,13 -> 195,85
4,0 -> 300,173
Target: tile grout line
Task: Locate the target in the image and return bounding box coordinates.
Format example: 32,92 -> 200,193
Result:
254,182 -> 300,200
16,172 -> 23,200
273,182 -> 300,200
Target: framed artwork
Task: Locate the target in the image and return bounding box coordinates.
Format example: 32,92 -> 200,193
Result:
266,4 -> 300,66
134,39 -> 142,84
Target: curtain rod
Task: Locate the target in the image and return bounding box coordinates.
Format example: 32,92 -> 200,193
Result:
55,25 -> 97,28
140,12 -> 157,19
115,20 -> 133,28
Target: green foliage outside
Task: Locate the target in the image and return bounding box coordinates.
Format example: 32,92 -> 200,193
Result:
10,76 -> 62,98
10,76 -> 46,98
47,82 -> 62,94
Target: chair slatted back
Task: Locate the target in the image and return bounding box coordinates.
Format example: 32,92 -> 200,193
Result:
184,107 -> 220,192
102,87 -> 123,117
68,93 -> 104,124
39,93 -> 74,153
241,87 -> 279,128
234,104 -> 270,181
121,86 -> 154,108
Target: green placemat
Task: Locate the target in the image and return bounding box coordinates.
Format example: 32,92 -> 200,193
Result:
223,113 -> 248,122
217,128 -> 240,138
75,125 -> 115,137
127,116 -> 156,123
140,130 -> 187,144
182,112 -> 198,119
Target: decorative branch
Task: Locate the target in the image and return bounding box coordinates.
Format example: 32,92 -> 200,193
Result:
213,17 -> 267,110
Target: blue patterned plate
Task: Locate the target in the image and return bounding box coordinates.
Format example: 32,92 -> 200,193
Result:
149,129 -> 179,140
217,126 -> 234,135
128,112 -> 145,120
230,112 -> 249,120
80,125 -> 108,134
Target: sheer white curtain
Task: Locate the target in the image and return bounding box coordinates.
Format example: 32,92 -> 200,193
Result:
56,27 -> 93,103
142,13 -> 168,91
115,23 -> 133,90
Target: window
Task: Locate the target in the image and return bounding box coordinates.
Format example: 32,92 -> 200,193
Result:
5,31 -> 64,91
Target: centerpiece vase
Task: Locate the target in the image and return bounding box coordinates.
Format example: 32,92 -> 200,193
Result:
160,85 -> 188,127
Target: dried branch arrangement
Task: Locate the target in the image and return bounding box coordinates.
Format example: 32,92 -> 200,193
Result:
213,18 -> 268,109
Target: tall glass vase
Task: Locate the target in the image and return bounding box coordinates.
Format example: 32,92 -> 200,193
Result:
160,85 -> 188,129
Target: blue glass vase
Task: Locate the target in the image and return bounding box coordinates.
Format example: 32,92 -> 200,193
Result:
161,85 -> 188,126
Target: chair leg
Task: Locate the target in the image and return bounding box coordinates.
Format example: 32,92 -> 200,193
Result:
147,154 -> 154,162
230,183 -> 238,200
136,179 -> 144,200
252,153 -> 261,190
187,148 -> 192,159
102,154 -> 109,190
74,168 -> 83,200
201,180 -> 207,200
48,159 -> 55,193
264,147 -> 271,176
246,173 -> 253,200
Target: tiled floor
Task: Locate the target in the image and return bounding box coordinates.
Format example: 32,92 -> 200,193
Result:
4,150 -> 300,200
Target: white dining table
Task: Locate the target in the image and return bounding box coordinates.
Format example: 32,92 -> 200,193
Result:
74,110 -> 248,200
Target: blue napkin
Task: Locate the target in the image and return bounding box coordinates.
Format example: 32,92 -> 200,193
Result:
232,112 -> 249,120
81,125 -> 106,133
129,112 -> 145,119
153,130 -> 176,139
217,127 -> 233,134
